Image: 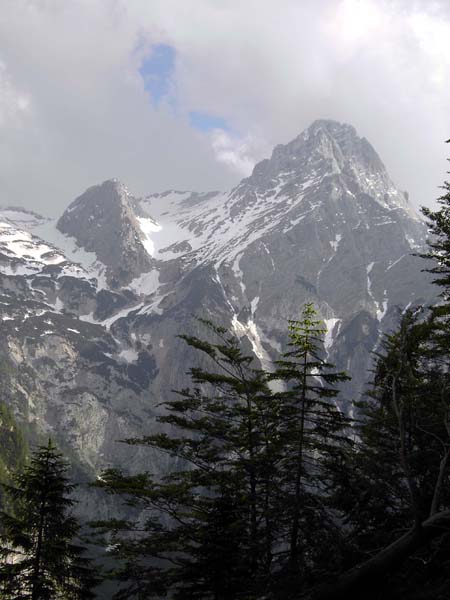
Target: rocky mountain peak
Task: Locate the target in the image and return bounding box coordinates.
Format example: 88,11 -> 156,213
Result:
243,119 -> 412,215
274,119 -> 384,172
57,179 -> 154,287
58,179 -> 133,223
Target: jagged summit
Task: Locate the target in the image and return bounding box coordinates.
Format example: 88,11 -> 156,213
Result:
59,179 -> 132,216
273,119 -> 382,169
57,179 -> 154,286
114,120 -> 422,276
244,119 -> 414,216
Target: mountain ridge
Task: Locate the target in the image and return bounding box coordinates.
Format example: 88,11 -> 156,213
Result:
0,119 -> 436,514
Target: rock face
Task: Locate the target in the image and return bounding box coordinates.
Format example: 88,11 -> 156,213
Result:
0,119 -> 436,510
57,180 -> 154,287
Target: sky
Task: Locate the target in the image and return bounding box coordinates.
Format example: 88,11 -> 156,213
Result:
0,0 -> 449,215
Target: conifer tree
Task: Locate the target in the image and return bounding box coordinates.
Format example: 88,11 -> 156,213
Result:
95,319 -> 287,599
421,140 -> 450,301
269,303 -> 351,592
353,310 -> 449,531
0,440 -> 97,599
96,313 -> 351,599
420,141 -> 450,365
320,309 -> 450,600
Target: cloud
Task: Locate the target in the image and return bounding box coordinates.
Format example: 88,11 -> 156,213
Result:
210,129 -> 270,178
0,1 -> 236,214
0,61 -> 31,127
0,0 -> 449,214
148,0 -> 450,206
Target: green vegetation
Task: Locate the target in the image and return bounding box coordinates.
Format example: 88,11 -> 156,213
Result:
92,311 -> 351,599
0,440 -> 98,599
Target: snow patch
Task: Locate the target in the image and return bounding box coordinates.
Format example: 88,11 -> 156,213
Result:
118,347 -> 139,363
366,262 -> 375,302
323,318 -> 340,351
330,233 -> 342,252
129,269 -> 160,296
137,217 -> 162,257
250,296 -> 259,315
232,315 -> 266,361
386,254 -> 406,271
231,253 -> 246,295
376,294 -> 388,322
0,220 -> 66,267
100,303 -> 143,329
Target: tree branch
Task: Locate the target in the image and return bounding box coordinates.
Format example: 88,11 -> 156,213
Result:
302,509 -> 450,600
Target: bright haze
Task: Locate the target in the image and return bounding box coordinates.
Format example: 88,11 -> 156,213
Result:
0,0 -> 449,215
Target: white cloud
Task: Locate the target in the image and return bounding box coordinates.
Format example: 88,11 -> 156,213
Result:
0,0 -> 235,214
210,130 -> 269,178
0,0 -> 449,214
0,61 -> 31,127
144,0 -> 450,206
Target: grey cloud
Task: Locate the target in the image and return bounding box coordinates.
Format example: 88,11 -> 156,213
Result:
148,0 -> 450,207
0,0 -> 449,215
0,1 -> 236,215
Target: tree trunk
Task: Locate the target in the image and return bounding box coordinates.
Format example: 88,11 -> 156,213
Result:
31,450 -> 50,600
289,349 -> 308,568
301,510 -> 450,600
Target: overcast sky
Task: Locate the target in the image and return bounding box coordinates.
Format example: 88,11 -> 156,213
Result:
0,0 -> 449,215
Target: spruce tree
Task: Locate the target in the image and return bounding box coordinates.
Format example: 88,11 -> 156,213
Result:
95,319 -> 287,599
421,140 -> 450,300
352,311 -> 446,529
330,308 -> 450,600
269,303 -> 351,593
96,313 -> 351,599
0,440 -> 97,599
420,141 -> 450,371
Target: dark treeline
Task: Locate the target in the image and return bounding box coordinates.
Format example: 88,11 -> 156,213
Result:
1,150 -> 450,599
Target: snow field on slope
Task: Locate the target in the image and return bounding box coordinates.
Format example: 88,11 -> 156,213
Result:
140,178 -> 316,268
28,218 -> 109,288
0,220 -> 66,268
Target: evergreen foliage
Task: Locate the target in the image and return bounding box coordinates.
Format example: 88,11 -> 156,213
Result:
0,440 -> 98,599
351,310 -> 450,590
94,315 -> 350,599
269,304 -> 352,593
421,141 -> 450,299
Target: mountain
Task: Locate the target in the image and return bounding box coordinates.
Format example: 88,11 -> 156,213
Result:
0,119 -> 435,511
57,180 -> 155,287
